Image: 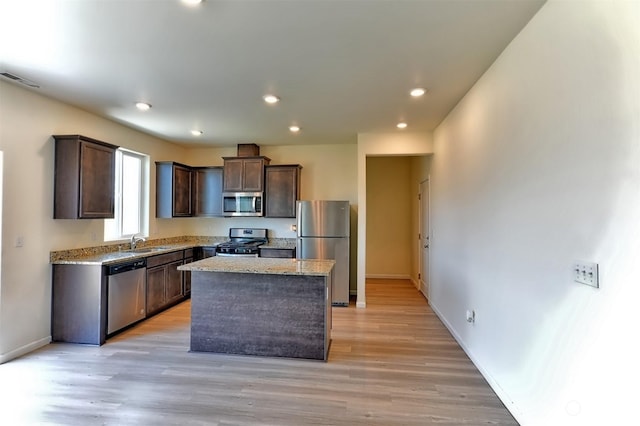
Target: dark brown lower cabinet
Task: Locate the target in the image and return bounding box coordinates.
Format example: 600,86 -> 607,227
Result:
259,247 -> 296,258
52,264 -> 107,345
166,260 -> 183,302
146,266 -> 166,315
183,248 -> 194,296
53,248 -> 195,345
146,251 -> 184,316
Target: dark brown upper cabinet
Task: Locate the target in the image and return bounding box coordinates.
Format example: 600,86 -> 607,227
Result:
193,166 -> 223,217
53,135 -> 118,219
156,162 -> 193,218
264,165 -> 302,218
223,156 -> 270,192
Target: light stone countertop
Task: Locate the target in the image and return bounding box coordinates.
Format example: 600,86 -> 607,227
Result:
179,257 -> 335,277
50,237 -> 296,266
260,238 -> 296,249
51,243 -> 200,266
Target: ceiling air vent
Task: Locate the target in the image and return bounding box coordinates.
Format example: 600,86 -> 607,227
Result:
0,72 -> 40,88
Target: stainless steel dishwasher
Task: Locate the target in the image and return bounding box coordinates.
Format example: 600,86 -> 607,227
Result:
106,259 -> 146,335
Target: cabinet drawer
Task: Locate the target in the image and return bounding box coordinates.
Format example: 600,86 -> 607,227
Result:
146,251 -> 184,268
184,248 -> 194,258
260,248 -> 296,258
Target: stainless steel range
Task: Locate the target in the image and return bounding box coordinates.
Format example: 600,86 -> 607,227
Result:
216,228 -> 268,257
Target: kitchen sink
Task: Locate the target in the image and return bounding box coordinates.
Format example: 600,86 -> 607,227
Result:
125,248 -> 156,253
125,246 -> 174,253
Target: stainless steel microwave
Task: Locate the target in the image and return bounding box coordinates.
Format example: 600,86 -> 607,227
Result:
222,192 -> 263,216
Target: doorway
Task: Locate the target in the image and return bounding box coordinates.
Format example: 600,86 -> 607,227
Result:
364,155 -> 431,300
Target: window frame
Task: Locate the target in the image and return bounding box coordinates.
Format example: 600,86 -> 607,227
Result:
104,148 -> 149,241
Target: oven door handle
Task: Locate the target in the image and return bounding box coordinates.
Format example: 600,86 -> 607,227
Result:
216,252 -> 258,258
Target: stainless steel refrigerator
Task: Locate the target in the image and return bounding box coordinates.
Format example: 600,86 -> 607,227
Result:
296,200 -> 350,306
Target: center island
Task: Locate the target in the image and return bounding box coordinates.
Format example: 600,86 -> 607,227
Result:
178,257 -> 335,361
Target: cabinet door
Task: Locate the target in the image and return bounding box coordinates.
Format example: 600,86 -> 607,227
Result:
243,158 -> 265,191
146,266 -> 166,315
173,165 -> 193,217
183,257 -> 193,295
260,248 -> 296,258
53,135 -> 118,219
223,158 -> 244,191
265,165 -> 301,218
79,141 -> 116,218
194,167 -> 223,216
165,259 -> 184,304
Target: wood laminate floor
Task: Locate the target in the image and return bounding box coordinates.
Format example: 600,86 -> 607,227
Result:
0,279 -> 517,425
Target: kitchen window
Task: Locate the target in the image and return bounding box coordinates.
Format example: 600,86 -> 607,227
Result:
104,148 -> 149,241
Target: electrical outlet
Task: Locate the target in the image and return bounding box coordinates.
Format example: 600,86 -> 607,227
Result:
466,310 -> 475,323
15,236 -> 24,247
574,261 -> 599,288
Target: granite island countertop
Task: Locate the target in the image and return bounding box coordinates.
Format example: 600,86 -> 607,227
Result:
179,257 -> 334,277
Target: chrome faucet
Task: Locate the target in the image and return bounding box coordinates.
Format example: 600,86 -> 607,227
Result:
130,234 -> 146,250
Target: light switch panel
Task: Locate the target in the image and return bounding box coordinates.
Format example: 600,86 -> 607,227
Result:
574,261 -> 599,288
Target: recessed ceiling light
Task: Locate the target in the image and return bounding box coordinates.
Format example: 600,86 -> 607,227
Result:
135,102 -> 151,111
181,0 -> 203,6
190,130 -> 203,136
289,125 -> 300,133
410,88 -> 426,97
397,122 -> 408,129
263,94 -> 280,104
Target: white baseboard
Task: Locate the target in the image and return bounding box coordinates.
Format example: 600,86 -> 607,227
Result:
428,302 -> 523,425
365,274 -> 411,280
0,336 -> 51,365
410,277 -> 420,290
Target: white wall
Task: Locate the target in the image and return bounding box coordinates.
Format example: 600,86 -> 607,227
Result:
0,152 -> 3,346
430,2 -> 640,424
0,81 -> 189,361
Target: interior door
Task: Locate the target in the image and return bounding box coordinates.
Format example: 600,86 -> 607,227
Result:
419,179 -> 430,301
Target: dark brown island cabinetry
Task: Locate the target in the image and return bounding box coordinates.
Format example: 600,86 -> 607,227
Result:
223,156 -> 271,192
193,166 -> 223,217
146,251 -> 184,316
156,162 -> 193,218
264,165 -> 302,218
53,135 -> 118,219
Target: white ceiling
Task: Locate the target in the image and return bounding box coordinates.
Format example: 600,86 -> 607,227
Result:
0,0 -> 545,147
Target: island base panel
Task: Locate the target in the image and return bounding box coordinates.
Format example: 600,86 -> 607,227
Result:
190,272 -> 329,360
